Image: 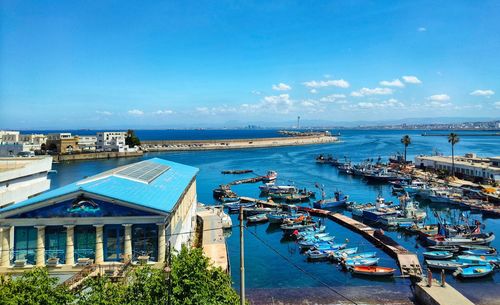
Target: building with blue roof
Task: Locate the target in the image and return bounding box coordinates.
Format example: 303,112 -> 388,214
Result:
0,157 -> 199,272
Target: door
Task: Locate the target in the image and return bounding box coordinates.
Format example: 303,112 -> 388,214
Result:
104,225 -> 124,261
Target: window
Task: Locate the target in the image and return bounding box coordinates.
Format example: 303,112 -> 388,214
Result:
75,226 -> 96,260
45,226 -> 67,263
14,227 -> 37,264
132,224 -> 158,262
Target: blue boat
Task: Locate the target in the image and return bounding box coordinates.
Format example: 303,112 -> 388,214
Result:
313,191 -> 349,209
305,249 -> 330,261
343,257 -> 379,267
461,249 -> 497,256
423,251 -> 453,260
454,264 -> 494,278
299,240 -> 332,250
331,247 -> 359,260
224,201 -> 255,213
345,251 -> 377,260
314,243 -> 346,251
457,255 -> 500,265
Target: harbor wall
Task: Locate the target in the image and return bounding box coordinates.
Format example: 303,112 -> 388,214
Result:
52,151 -> 143,162
141,135 -> 338,151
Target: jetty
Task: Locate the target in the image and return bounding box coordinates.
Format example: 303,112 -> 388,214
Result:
196,206 -> 229,272
141,134 -> 338,152
239,197 -> 475,305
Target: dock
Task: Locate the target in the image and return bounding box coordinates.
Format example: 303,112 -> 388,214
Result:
239,197 -> 475,305
196,207 -> 229,272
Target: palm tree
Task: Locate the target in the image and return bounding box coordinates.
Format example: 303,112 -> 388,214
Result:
400,135 -> 411,163
448,133 -> 460,177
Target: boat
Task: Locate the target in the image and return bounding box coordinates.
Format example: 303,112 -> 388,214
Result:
363,168 -> 410,183
298,240 -> 333,250
454,264 -> 494,278
350,266 -> 396,276
379,197 -> 426,227
461,248 -> 497,256
403,181 -> 430,196
426,260 -> 477,270
262,170 -> 278,182
425,232 -> 495,246
243,207 -> 274,216
456,255 -> 500,265
344,251 -> 377,260
224,201 -> 255,213
280,222 -> 317,235
297,236 -> 335,248
284,194 -> 311,203
213,184 -> 238,200
264,185 -> 297,195
428,245 -> 460,253
221,169 -> 253,174
267,209 -> 308,224
313,190 -> 349,209
343,257 -> 379,267
314,243 -> 346,251
305,249 -> 330,260
297,232 -> 330,240
423,251 -> 454,260
362,207 -> 399,223
459,245 -> 497,251
247,213 -> 268,224
330,247 -> 359,260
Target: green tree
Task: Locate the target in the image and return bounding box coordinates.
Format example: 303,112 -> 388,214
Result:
124,267 -> 168,305
125,129 -> 141,147
77,274 -> 126,305
448,133 -> 460,177
171,246 -> 240,305
0,268 -> 74,305
400,135 -> 411,163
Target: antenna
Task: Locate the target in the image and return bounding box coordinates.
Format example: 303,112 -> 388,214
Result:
297,116 -> 300,129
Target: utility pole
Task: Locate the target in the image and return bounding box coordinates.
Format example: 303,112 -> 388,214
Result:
297,116 -> 300,129
239,205 -> 245,305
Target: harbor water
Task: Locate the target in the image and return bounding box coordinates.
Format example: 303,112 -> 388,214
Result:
47,129 -> 500,304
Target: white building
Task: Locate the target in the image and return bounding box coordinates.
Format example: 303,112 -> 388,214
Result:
0,156 -> 52,208
415,153 -> 500,182
0,131 -> 20,143
0,143 -> 39,157
46,133 -> 73,141
77,136 -> 97,152
19,134 -> 47,146
96,132 -> 131,152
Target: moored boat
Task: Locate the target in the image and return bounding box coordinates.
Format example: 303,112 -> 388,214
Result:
247,213 -> 268,224
423,251 -> 453,260
343,257 -> 379,267
350,266 -> 396,276
454,264 -> 494,278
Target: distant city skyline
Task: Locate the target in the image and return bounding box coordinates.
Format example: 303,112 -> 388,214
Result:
1,1 -> 500,129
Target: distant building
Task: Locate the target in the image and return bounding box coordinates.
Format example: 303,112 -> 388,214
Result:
0,158 -> 198,271
415,153 -> 500,182
0,131 -> 20,144
97,132 -> 132,152
19,134 -> 47,147
0,143 -> 39,157
77,136 -> 97,152
0,157 -> 52,208
46,133 -> 80,154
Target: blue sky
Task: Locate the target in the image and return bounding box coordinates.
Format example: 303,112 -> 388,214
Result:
1,1 -> 499,128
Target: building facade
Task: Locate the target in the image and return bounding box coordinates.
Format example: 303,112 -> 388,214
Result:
0,131 -> 20,144
0,158 -> 198,272
46,133 -> 80,154
0,157 -> 52,208
96,132 -> 128,152
77,136 -> 97,152
415,154 -> 500,182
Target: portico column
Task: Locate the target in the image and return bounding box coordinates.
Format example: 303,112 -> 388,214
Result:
35,226 -> 45,267
1,226 -> 11,267
123,224 -> 132,262
94,225 -> 104,264
157,223 -> 166,263
64,225 -> 75,266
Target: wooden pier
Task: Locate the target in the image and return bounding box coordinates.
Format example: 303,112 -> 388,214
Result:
239,197 -> 475,305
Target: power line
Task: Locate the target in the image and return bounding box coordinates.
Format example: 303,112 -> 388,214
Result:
244,227 -> 360,305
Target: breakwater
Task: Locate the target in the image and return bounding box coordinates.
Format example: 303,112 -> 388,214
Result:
141,135 -> 338,151
52,151 -> 143,162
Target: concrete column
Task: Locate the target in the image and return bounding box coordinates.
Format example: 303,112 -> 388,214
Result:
65,225 -> 75,266
35,226 -> 45,267
94,225 -> 104,264
157,223 -> 166,263
1,226 -> 11,267
123,224 -> 132,262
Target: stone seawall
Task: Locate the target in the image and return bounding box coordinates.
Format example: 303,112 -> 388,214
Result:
142,135 -> 338,151
53,151 -> 143,162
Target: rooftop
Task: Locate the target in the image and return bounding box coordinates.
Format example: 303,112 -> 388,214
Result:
0,158 -> 199,215
416,155 -> 500,171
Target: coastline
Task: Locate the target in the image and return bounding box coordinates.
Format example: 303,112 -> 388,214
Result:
141,135 -> 339,151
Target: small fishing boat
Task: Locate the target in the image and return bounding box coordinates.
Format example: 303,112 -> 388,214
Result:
224,201 -> 255,213
305,250 -> 330,261
426,260 -> 471,270
297,232 -> 330,240
456,255 -> 500,265
221,169 -> 253,174
461,248 -> 497,256
343,257 -> 379,267
423,251 -> 454,260
285,194 -> 311,203
428,245 -> 460,253
262,170 -> 278,182
345,252 -> 377,260
313,190 -> 349,209
350,266 -> 396,276
247,213 -> 268,224
425,232 -> 495,246
454,264 -> 494,278
330,247 -> 359,260
297,235 -> 335,247
314,243 -> 346,251
280,222 -> 317,235
243,207 -> 274,216
267,210 -> 309,224
459,245 -> 497,251
298,240 -> 332,250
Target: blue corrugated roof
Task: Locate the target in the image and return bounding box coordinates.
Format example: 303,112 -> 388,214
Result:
0,158 -> 198,215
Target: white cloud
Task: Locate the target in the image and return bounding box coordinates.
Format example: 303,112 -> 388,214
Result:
418,27 -> 427,32
303,79 -> 350,88
154,110 -> 174,115
127,109 -> 144,115
310,89 -> 318,94
96,110 -> 112,116
272,83 -> 292,91
319,94 -> 346,103
427,94 -> 450,102
379,79 -> 405,87
301,100 -> 316,107
347,98 -> 405,110
241,94 -> 295,114
402,76 -> 422,84
350,87 -> 393,97
470,89 -> 494,97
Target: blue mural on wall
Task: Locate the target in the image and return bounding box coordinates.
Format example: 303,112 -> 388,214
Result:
8,195 -> 158,218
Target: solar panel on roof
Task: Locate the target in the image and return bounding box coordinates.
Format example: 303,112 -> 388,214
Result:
115,161 -> 170,183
